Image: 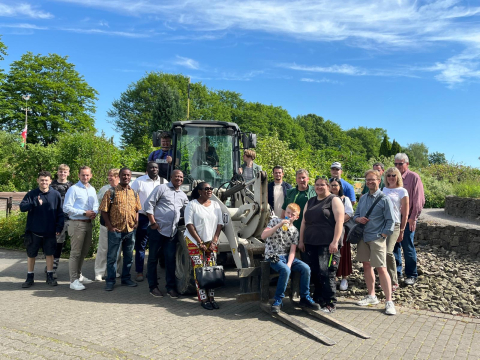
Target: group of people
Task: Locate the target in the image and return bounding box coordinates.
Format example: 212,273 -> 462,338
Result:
264,155 -> 424,315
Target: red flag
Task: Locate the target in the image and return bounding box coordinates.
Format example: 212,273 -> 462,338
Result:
21,125 -> 27,147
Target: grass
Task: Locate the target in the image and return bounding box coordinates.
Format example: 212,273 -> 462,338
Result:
452,181 -> 480,198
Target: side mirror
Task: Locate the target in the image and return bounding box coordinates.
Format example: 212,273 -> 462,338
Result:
152,131 -> 163,147
242,133 -> 257,149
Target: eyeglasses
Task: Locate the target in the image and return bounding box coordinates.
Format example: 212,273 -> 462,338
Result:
387,174 -> 397,178
394,163 -> 405,166
330,184 -> 339,187
315,175 -> 329,180
202,187 -> 214,191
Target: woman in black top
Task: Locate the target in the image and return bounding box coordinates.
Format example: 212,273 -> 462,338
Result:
299,176 -> 344,312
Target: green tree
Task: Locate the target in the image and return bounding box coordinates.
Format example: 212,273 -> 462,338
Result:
428,151 -> 447,165
379,135 -> 392,157
1,52 -> 98,145
346,127 -> 386,160
390,139 -> 401,156
150,83 -> 186,134
0,36 -> 12,122
405,142 -> 429,168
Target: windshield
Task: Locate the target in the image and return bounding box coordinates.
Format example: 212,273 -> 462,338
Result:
176,125 -> 236,188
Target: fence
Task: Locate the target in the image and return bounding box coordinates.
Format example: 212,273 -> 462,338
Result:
0,197 -> 13,217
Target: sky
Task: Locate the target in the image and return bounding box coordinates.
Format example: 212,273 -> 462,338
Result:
1,0 -> 480,167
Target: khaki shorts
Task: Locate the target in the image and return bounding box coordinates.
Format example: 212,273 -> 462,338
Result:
356,237 -> 387,268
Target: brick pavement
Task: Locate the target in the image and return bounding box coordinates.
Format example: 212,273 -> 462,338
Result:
0,248 -> 479,359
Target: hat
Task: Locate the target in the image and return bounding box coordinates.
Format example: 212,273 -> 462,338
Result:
330,162 -> 342,170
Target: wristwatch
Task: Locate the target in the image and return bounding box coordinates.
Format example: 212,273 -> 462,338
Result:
83,212 -> 86,216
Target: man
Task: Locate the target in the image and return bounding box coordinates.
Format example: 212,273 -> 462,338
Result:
281,169 -> 316,231
268,166 -> 292,218
393,153 -> 425,286
144,169 -> 189,298
147,132 -> 179,180
94,168 -> 122,281
130,162 -> 162,282
354,169 -> 396,315
361,162 -> 385,196
63,166 -> 98,290
330,162 -> 356,204
100,168 -> 141,291
49,164 -> 73,279
192,137 -> 219,168
20,171 -> 64,288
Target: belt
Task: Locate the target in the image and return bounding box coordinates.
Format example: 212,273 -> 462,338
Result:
72,219 -> 92,223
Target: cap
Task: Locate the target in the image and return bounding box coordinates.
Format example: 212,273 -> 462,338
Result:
331,161 -> 342,170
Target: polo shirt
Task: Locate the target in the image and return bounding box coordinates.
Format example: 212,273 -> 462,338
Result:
281,185 -> 316,230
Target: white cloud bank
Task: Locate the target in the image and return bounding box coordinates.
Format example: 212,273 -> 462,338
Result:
0,3 -> 53,19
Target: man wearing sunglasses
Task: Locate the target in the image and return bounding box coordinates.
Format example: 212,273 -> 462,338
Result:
392,153 -> 425,286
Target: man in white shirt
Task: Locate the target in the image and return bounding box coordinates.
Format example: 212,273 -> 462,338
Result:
130,162 -> 162,282
267,166 -> 292,218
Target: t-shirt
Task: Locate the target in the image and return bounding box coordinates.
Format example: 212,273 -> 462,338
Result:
51,180 -> 73,219
382,187 -> 409,223
184,199 -> 224,245
264,217 -> 299,260
243,167 -> 254,183
282,185 -> 316,230
273,183 -> 284,218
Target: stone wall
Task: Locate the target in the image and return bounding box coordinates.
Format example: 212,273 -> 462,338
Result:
445,195 -> 480,221
415,222 -> 480,258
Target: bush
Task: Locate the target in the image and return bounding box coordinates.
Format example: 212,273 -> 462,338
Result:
452,181 -> 480,198
420,173 -> 454,208
0,211 -> 27,249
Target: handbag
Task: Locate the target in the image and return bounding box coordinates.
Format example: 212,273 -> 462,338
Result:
195,254 -> 225,289
347,193 -> 385,244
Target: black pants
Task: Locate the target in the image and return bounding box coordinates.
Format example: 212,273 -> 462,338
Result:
305,244 -> 340,307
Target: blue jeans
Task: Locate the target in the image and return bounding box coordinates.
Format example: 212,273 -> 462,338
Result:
106,230 -> 135,285
134,214 -> 150,274
147,228 -> 177,291
268,256 -> 311,301
394,222 -> 418,278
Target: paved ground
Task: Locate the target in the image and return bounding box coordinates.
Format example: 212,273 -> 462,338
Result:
1,248 -> 480,360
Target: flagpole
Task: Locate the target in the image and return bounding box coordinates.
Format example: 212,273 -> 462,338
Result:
21,95 -> 30,148
187,77 -> 190,120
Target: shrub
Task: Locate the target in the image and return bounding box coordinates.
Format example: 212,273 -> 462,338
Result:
452,181 -> 480,198
0,211 -> 27,249
420,173 -> 454,208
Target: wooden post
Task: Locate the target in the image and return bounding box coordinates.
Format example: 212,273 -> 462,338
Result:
7,197 -> 12,217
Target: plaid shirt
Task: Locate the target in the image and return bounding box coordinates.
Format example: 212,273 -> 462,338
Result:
99,184 -> 141,233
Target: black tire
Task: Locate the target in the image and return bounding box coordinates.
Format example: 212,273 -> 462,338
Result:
175,240 -> 196,295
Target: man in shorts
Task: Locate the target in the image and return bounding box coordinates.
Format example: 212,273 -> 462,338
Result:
354,169 -> 396,315
20,171 -> 64,288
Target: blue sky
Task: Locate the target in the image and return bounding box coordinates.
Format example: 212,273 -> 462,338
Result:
1,0 -> 480,167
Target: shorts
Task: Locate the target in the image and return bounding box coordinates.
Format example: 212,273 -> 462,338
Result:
24,232 -> 56,258
356,237 -> 387,268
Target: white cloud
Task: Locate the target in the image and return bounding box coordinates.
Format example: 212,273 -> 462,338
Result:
285,63 -> 366,76
0,23 -> 48,30
60,28 -> 153,38
0,3 -> 53,19
99,20 -> 109,27
175,56 -> 200,70
301,77 -> 339,84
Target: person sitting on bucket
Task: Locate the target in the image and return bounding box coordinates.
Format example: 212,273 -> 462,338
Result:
261,203 -> 320,313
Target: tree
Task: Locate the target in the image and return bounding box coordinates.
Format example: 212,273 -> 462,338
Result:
0,52 -> 98,145
150,83 -> 186,134
346,127 -> 386,160
390,139 -> 401,156
428,151 -> 447,165
379,135 -> 392,157
405,142 -> 429,168
0,36 -> 12,123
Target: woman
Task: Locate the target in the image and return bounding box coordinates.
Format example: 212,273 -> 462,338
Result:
299,176 -> 344,313
329,177 -> 354,291
382,167 -> 409,292
184,182 -> 224,310
238,149 -> 262,183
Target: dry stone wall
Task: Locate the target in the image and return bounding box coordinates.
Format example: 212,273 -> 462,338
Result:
445,195 -> 480,221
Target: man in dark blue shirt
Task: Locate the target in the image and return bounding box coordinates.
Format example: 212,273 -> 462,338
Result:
147,132 -> 179,179
20,171 -> 64,288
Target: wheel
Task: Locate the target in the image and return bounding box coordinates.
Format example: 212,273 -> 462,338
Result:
175,240 -> 196,295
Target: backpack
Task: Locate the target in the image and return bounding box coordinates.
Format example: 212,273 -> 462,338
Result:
99,187 -> 138,226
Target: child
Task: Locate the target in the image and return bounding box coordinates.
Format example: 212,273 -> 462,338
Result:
261,203 -> 320,312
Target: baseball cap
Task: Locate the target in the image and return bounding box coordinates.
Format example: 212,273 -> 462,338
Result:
330,162 -> 342,170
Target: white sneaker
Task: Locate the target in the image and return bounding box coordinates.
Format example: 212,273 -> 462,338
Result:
95,274 -> 103,281
116,273 -> 121,278
357,295 -> 380,306
79,275 -> 93,284
385,301 -> 396,315
70,279 -> 86,291
340,279 -> 348,291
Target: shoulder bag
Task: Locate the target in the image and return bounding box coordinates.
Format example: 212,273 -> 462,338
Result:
347,193 -> 385,244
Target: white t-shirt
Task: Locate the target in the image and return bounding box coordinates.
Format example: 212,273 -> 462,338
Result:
382,187 -> 409,223
342,196 -> 354,217
273,183 -> 284,218
130,174 -> 162,214
184,199 -> 224,245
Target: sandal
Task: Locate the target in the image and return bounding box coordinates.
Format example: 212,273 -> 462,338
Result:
201,301 -> 213,310
210,300 -> 219,309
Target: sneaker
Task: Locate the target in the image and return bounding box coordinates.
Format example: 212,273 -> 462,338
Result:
299,295 -> 321,310
46,272 -> 58,286
95,274 -> 103,281
392,283 -> 399,292
105,283 -> 114,291
22,274 -> 34,288
52,270 -> 58,279
136,273 -> 144,282
150,288 -> 164,297
121,279 -> 138,287
357,295 -> 379,306
116,272 -> 121,278
397,273 -> 404,282
385,301 -> 396,315
404,277 -> 416,286
79,275 -> 93,284
320,305 -> 336,313
70,279 -> 86,291
339,279 -> 348,291
167,289 -> 179,298
271,299 -> 283,313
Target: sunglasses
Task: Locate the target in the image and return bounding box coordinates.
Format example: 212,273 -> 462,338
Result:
394,163 -> 405,166
387,174 -> 397,177
315,175 -> 329,180
202,187 -> 214,191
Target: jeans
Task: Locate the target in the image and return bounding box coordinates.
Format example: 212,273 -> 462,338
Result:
268,256 -> 311,301
393,222 -> 418,278
147,228 -> 177,291
305,244 -> 339,306
106,230 -> 135,285
134,214 -> 150,274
